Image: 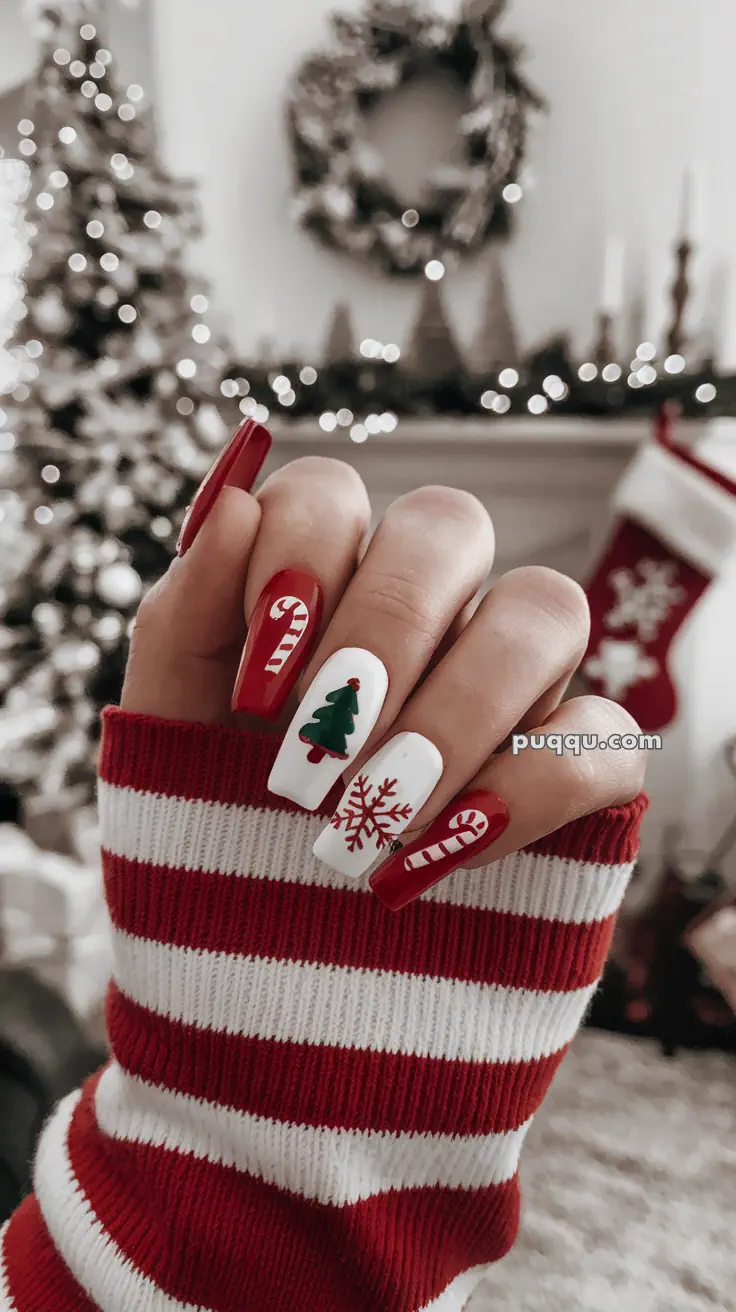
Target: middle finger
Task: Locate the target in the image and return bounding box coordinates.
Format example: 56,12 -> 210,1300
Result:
267,486 -> 495,810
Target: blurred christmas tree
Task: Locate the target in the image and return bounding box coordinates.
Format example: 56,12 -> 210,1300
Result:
0,1 -> 239,809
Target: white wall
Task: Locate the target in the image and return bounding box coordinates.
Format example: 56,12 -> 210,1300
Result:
149,0 -> 736,365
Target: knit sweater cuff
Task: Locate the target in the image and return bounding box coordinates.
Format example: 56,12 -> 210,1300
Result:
0,707 -> 646,1312
98,704 -> 644,864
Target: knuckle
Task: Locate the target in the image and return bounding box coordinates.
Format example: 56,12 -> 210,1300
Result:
501,566 -> 590,648
268,455 -> 367,496
132,576 -> 168,631
393,485 -> 493,534
566,695 -> 648,798
259,457 -> 371,531
357,568 -> 438,639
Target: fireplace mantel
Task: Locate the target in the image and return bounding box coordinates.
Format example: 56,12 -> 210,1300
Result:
263,417 -> 725,580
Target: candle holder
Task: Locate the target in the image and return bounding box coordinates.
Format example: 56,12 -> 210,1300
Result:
592,310 -> 616,370
665,238 -> 693,359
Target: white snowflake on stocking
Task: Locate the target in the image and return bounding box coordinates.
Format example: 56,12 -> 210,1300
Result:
605,560 -> 686,642
329,774 -> 413,853
584,638 -> 659,700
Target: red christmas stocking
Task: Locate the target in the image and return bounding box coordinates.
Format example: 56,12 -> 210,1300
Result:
581,427 -> 736,731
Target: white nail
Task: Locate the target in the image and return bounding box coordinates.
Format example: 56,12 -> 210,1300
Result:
312,731 -> 443,878
267,647 -> 389,811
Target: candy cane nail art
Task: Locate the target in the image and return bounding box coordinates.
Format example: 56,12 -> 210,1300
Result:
232,570 -> 323,720
265,597 -> 311,674
369,788 -> 509,911
403,808 -> 490,870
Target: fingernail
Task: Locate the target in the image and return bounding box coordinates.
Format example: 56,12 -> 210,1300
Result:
369,788 -> 509,911
176,418 -> 271,556
313,731 -> 443,879
232,570 -> 323,720
267,647 -> 389,811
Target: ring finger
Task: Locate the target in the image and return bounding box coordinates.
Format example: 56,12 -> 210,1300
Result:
267,486 -> 496,812
312,565 -> 589,877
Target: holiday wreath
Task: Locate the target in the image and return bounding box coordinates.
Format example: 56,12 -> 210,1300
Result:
287,0 -> 544,276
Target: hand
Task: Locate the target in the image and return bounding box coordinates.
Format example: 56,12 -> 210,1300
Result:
122,454 -> 646,902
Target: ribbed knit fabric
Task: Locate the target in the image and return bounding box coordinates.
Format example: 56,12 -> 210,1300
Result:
0,708 -> 647,1312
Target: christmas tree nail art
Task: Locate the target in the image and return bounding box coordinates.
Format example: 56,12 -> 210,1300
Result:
299,678 -> 360,763
267,648 -> 389,811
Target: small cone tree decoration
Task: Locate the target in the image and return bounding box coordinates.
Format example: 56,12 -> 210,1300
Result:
323,301 -> 356,366
298,678 -> 360,764
404,276 -> 464,384
470,252 -> 519,375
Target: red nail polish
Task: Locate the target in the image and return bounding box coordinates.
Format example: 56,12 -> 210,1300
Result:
176,419 -> 271,556
369,788 -> 509,911
232,570 -> 323,720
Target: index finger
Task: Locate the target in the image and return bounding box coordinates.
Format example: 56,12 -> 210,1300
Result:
121,485 -> 261,723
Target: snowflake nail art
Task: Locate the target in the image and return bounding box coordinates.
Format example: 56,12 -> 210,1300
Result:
312,731 -> 443,879
329,774 -> 413,853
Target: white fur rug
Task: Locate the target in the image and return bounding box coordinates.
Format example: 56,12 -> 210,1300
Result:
467,1030 -> 736,1312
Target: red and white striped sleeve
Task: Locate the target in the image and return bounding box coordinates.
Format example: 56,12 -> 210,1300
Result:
0,708 -> 646,1312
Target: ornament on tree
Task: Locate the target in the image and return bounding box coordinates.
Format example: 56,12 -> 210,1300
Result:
195,402 -> 229,448
299,677 -> 361,764
582,411 -> 736,730
95,561 -> 142,608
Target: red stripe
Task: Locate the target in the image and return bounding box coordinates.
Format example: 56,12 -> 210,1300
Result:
3,1194 -> 98,1311
527,791 -> 648,865
99,709 -> 647,865
99,709 -> 342,817
67,1082 -> 520,1312
104,853 -> 616,992
106,984 -> 566,1136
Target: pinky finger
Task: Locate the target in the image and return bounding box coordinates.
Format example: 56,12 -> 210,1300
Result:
369,696 -> 647,911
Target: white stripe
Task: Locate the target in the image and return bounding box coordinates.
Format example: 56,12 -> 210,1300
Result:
99,781 -> 632,924
0,1221 -> 16,1312
33,1092 -> 199,1312
418,1265 -> 492,1311
95,1063 -> 529,1205
111,928 -> 596,1065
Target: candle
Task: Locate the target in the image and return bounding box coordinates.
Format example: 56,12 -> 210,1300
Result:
601,235 -> 625,314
